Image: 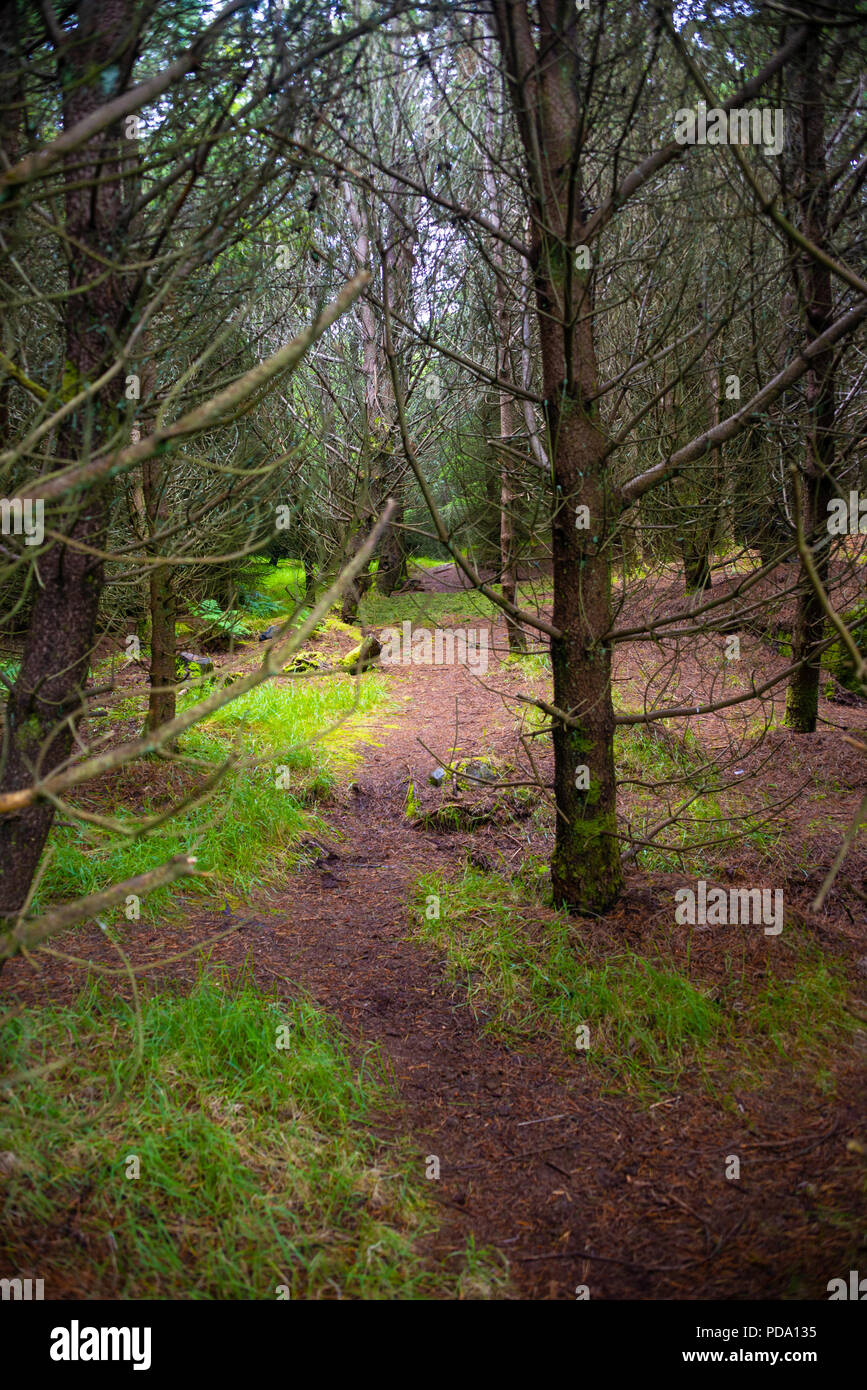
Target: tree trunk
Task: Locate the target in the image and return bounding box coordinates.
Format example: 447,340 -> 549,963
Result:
142,458 -> 177,737
543,309 -> 622,915
0,0 -> 133,922
785,32 -> 835,734
303,560 -> 316,606
681,540 -> 713,596
492,1 -> 623,913
376,499 -> 407,595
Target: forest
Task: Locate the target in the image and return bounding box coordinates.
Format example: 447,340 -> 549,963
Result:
0,0 -> 865,1313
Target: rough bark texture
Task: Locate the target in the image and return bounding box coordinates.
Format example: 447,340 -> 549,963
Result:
376,500 -> 407,596
785,31 -> 835,734
143,459 -> 177,737
0,1 -> 133,920
492,1 -> 623,914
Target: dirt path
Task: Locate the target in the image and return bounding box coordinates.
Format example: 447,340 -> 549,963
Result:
3,624 -> 863,1299
236,653 -> 863,1300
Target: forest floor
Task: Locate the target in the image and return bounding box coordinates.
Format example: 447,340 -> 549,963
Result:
1,560 -> 866,1299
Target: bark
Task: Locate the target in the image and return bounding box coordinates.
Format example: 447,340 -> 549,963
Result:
143,459 -> 177,737
681,539 -> 713,596
785,32 -> 836,734
376,500 -> 407,595
303,559 -> 316,606
491,1 -> 622,913
0,0 -> 134,921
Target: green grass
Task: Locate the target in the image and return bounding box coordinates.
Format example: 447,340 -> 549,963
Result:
0,974 -> 507,1299
238,560 -> 307,611
410,867 -> 857,1099
359,588 -> 498,627
37,673 -> 390,921
503,650 -> 551,677
204,669 -> 388,777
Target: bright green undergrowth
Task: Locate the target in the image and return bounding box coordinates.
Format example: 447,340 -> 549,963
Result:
411,867 -> 856,1099
38,663 -> 389,920
359,588 -> 498,627
0,975 -> 507,1299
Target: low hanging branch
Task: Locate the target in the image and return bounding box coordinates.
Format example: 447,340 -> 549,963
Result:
20,271 -> 372,504
0,498 -> 396,819
0,853 -> 198,963
621,298 -> 867,507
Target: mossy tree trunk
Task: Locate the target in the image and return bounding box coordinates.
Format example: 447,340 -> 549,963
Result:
785,29 -> 836,734
492,0 -> 622,914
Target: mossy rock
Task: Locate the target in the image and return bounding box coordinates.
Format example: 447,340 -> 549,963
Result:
283,649 -> 329,673
176,651 -> 214,679
451,755 -> 507,790
323,617 -> 361,639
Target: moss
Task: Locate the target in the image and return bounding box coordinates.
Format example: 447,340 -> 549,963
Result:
322,617 -> 360,639
823,602 -> 867,694
283,649 -> 329,673
551,809 -> 623,916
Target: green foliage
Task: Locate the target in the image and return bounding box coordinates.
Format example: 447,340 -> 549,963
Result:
411,868 -> 857,1098
36,675 -> 389,919
359,589 -> 497,628
0,658 -> 21,688
238,589 -> 282,619
0,976 -> 508,1299
190,599 -> 252,639
823,601 -> 867,693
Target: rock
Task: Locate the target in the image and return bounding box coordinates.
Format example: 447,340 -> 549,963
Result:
459,759 -> 498,784
856,956 -> 867,979
429,766 -> 446,787
177,651 -> 214,676
258,624 -> 280,641
283,650 -> 328,673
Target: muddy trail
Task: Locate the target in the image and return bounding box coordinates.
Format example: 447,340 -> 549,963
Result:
5,634 -> 864,1301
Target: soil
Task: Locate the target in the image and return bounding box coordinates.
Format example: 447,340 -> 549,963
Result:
1,565 -> 865,1300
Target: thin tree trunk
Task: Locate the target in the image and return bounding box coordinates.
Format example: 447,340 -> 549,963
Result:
483,54 -> 525,653
491,0 -> 622,913
785,34 -> 836,733
142,457 -> 177,737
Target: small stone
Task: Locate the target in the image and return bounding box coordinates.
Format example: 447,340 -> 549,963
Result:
429,767 -> 446,787
461,760 -> 498,783
857,956 -> 867,979
178,651 -> 213,674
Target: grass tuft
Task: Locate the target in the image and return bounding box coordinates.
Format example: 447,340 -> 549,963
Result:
0,975 -> 508,1299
